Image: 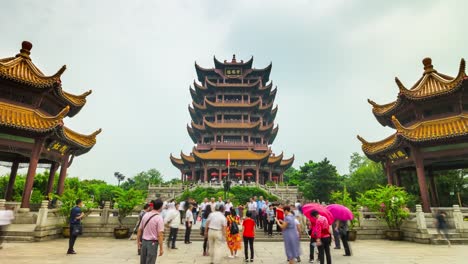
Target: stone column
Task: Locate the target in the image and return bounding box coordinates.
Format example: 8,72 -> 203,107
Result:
415,204 -> 427,232
35,200 -> 49,231
56,154 -> 71,195
241,166 -> 245,182
101,201 -> 110,225
46,162 -> 59,195
5,160 -> 19,201
21,138 -> 45,208
180,171 -> 184,182
412,148 -> 431,212
453,205 -> 464,231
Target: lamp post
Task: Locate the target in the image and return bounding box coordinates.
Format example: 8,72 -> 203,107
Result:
114,172 -> 125,187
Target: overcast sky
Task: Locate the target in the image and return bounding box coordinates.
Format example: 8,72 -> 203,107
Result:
1,0 -> 467,183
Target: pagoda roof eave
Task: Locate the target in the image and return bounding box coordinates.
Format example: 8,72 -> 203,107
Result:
192,149 -> 271,161
268,125 -> 279,144
369,58 -> 466,120
187,125 -> 198,143
205,78 -> 262,89
53,87 -> 92,117
214,55 -> 254,69
0,102 -> 69,133
204,97 -> 261,109
358,113 -> 468,159
195,62 -> 217,83
55,127 -> 101,156
0,42 -> 66,89
268,152 -> 283,165
204,120 -> 261,130
170,154 -> 185,168
181,151 -> 196,163
280,155 -> 295,168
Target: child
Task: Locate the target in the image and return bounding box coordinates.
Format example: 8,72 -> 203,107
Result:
242,211 -> 255,262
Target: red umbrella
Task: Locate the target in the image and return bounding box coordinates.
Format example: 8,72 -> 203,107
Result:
245,172 -> 253,177
326,204 -> 354,221
302,203 -> 334,225
221,172 -> 228,177
235,172 -> 242,177
211,172 -> 219,176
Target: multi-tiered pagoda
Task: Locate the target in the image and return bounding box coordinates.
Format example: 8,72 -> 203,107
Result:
171,55 -> 294,184
358,58 -> 468,212
0,41 -> 101,208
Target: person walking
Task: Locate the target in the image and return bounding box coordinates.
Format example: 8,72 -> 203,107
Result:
184,204 -> 194,244
164,203 -> 180,249
311,210 -> 332,264
307,219 -> 317,263
257,196 -> 265,229
242,211 -> 256,262
205,205 -> 227,264
275,204 -> 284,234
276,206 -> 301,264
266,204 -> 275,237
137,203 -> 152,255
137,199 -> 165,264
67,199 -> 85,254
0,208 -> 14,250
247,198 -> 257,227
201,204 -> 212,256
332,221 -> 341,249
238,204 -> 245,219
225,199 -> 233,216
226,208 -> 242,258
436,211 -> 451,246
179,200 -> 186,225
336,220 -> 351,256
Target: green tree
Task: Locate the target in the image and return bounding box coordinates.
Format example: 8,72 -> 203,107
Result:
345,153 -> 386,198
121,168 -> 164,191
299,158 -> 343,202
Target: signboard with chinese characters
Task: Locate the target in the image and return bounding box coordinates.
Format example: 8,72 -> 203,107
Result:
224,68 -> 242,77
47,141 -> 69,155
230,161 -> 239,167
387,149 -> 408,161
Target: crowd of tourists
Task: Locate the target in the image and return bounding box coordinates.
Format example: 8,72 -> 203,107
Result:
62,195 -> 355,264
130,195 -> 353,264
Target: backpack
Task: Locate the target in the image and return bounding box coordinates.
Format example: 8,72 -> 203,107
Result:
229,217 -> 239,235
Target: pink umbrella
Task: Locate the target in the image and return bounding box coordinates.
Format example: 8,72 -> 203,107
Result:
302,203 -> 334,225
326,204 -> 354,221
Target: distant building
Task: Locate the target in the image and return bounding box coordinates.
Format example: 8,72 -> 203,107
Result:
171,55 -> 293,184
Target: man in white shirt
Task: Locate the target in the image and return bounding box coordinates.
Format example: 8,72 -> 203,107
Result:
248,197 -> 258,222
179,200 -> 186,225
205,205 -> 227,264
216,196 -> 225,208
164,203 -> 181,249
210,197 -> 216,211
224,199 -> 233,215
184,204 -> 194,244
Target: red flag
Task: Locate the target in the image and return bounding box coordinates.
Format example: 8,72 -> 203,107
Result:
226,153 -> 231,167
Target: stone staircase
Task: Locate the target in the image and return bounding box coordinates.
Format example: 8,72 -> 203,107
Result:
427,228 -> 468,245
2,224 -> 36,242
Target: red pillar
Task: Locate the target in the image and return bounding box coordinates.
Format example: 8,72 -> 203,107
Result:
56,154 -> 70,195
241,166 -> 245,182
218,168 -> 222,182
428,169 -> 439,207
203,165 -> 208,183
255,164 -> 259,184
385,160 -> 393,185
412,148 -> 431,212
21,138 -> 44,208
46,162 -> 59,195
5,160 -> 19,201
395,170 -> 402,186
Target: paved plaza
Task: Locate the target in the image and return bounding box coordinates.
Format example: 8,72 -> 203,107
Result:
0,237 -> 466,264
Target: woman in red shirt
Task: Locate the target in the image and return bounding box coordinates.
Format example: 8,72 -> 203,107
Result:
242,211 -> 255,262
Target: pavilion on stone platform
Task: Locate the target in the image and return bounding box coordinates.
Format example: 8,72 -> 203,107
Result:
358,57 -> 468,212
0,41 -> 101,209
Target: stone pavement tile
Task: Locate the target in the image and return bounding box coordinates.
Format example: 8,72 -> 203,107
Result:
0,237 -> 467,264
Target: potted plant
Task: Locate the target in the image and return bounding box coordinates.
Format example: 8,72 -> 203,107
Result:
330,187 -> 359,241
357,185 -> 411,240
113,189 -> 144,239
54,188 -> 94,238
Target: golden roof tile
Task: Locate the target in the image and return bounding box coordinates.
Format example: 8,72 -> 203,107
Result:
358,114 -> 468,155
59,127 -> 101,148
280,155 -> 295,167
369,58 -> 466,116
193,149 -> 270,161
0,41 -> 66,88
268,152 -> 283,164
170,154 -> 185,166
181,152 -> 196,163
0,101 -> 68,132
58,88 -> 92,106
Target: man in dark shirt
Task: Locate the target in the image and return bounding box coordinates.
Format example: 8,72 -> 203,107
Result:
68,199 -> 84,254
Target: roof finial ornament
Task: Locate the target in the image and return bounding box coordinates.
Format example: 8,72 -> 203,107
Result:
232,54 -> 237,63
16,41 -> 33,59
422,57 -> 435,73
